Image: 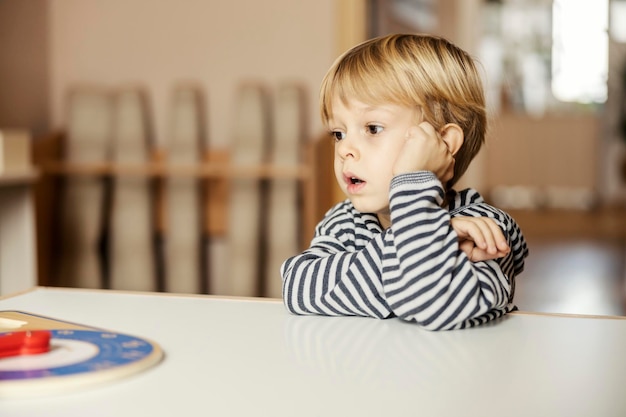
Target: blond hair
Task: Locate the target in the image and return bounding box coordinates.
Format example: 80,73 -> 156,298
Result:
320,33 -> 486,188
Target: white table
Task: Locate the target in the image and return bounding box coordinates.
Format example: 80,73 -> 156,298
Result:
1,287 -> 625,417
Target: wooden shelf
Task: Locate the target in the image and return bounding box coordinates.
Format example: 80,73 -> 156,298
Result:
32,131 -> 336,290
0,169 -> 38,186
40,161 -> 312,179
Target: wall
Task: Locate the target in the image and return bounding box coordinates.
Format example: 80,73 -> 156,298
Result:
2,0 -> 623,206
0,0 -> 49,136
487,114 -> 600,189
48,0 -> 336,149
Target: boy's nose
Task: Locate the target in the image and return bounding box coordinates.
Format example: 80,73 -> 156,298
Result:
336,134 -> 358,160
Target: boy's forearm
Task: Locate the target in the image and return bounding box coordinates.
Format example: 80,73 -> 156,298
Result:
281,245 -> 392,318
385,172 -> 514,330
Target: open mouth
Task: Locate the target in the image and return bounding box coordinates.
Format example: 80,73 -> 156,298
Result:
342,172 -> 366,192
344,173 -> 366,190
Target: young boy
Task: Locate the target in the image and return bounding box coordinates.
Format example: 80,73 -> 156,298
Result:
281,33 -> 528,330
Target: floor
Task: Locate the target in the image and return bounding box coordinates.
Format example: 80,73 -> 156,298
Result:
508,208 -> 626,317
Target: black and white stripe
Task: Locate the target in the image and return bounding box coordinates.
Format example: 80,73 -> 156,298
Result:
281,171 -> 529,330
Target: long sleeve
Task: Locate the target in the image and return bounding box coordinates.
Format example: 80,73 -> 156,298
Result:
280,204 -> 392,319
383,172 -> 526,329
280,171 -> 528,330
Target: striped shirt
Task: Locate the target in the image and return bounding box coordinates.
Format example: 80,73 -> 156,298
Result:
281,171 -> 529,330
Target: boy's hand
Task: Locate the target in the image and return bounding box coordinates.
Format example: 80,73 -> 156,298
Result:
393,122 -> 455,183
451,217 -> 510,262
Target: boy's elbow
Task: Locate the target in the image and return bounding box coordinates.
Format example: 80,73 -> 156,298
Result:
282,297 -> 316,316
397,315 -> 448,331
280,276 -> 305,316
282,300 -> 298,315
393,305 -> 466,331
392,307 -> 445,330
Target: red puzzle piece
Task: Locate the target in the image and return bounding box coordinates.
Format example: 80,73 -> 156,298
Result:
0,331 -> 51,359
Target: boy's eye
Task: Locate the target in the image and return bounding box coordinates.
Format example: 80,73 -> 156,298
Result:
367,125 -> 383,135
331,131 -> 345,141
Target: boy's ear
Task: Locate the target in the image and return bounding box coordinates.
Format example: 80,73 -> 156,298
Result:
440,123 -> 464,156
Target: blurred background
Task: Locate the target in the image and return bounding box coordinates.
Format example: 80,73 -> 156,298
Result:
0,0 -> 624,315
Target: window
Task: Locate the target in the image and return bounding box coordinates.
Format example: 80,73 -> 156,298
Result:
551,0 -> 608,103
480,0 -> 609,115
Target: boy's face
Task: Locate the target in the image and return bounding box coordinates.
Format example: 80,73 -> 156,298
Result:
328,96 -> 420,227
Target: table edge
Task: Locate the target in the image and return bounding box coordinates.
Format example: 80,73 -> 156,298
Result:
3,287 -> 624,321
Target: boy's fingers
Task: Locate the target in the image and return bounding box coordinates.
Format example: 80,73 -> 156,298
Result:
475,220 -> 498,254
465,218 -> 507,255
460,239 -> 509,261
469,249 -> 509,262
458,240 -> 476,259
484,219 -> 510,253
417,121 -> 436,136
457,220 -> 488,250
455,218 -> 510,256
